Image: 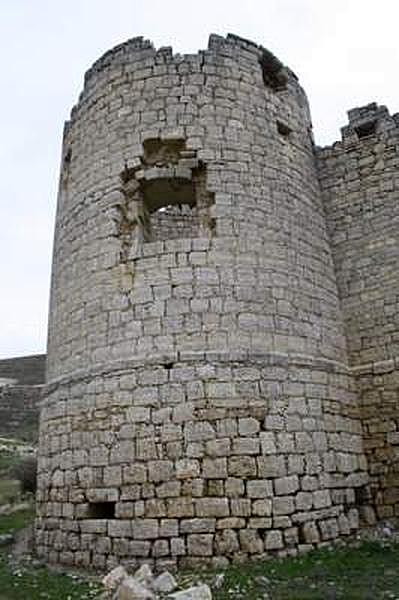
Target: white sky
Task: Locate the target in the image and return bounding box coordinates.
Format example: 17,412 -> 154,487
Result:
0,0 -> 398,359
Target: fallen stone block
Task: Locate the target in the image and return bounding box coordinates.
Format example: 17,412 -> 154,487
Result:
134,563 -> 154,586
118,576 -> 155,600
153,571 -> 177,593
168,584 -> 212,599
102,565 -> 128,590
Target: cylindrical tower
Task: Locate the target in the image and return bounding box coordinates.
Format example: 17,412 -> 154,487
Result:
37,34 -> 368,570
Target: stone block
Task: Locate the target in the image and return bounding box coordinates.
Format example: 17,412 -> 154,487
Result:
202,458 -> 227,478
102,565 -> 128,590
132,519 -> 159,539
252,499 -> 272,516
118,576 -> 154,600
123,464 -> 147,484
225,477 -> 245,497
108,520 -> 132,537
145,499 -> 167,518
180,518 -> 216,533
257,456 -> 286,478
247,479 -> 273,498
216,517 -> 246,529
239,529 -> 264,554
176,459 -> 201,479
230,499 -> 251,517
159,519 -> 179,537
273,496 -> 295,515
195,498 -> 229,517
205,438 -> 231,456
153,539 -> 169,556
187,534 -> 214,556
301,521 -> 320,544
167,498 -> 195,518
228,456 -> 257,477
319,518 -> 339,540
169,584 -> 212,599
215,529 -> 239,554
153,571 -> 177,593
264,530 -> 284,550
313,490 -> 332,509
274,475 -> 299,495
295,492 -> 313,511
238,417 -> 260,436
171,537 -> 186,556
148,460 -> 174,482
185,422 -> 216,442
232,438 -> 259,455
156,481 -> 181,498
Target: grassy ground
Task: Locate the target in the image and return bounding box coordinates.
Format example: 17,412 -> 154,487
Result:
201,541 -> 399,599
0,508 -> 101,600
0,556 -> 101,600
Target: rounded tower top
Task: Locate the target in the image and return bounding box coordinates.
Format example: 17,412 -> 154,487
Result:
47,32 -> 341,383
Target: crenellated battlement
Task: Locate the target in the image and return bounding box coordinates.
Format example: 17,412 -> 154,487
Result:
68,33 -> 299,129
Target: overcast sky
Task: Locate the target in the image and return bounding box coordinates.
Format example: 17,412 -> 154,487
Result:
0,0 -> 398,359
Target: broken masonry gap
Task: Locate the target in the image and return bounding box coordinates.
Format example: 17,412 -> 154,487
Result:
164,362 -> 174,370
259,53 -> 287,91
142,178 -> 196,214
277,121 -> 292,138
87,501 -> 115,519
355,120 -> 377,139
354,485 -> 370,506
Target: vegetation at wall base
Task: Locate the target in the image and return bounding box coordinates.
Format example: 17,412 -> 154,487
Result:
0,508 -> 398,600
203,541 -> 399,599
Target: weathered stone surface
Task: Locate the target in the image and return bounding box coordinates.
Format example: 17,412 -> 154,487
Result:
118,576 -> 155,600
36,32 -> 395,571
153,571 -> 177,593
301,522 -> 320,544
264,530 -> 284,551
187,534 -> 213,556
102,565 -> 128,590
134,563 -> 153,586
168,585 -> 212,600
239,529 -> 264,554
215,529 -> 239,554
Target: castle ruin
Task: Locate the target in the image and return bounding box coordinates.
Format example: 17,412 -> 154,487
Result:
36,34 -> 399,570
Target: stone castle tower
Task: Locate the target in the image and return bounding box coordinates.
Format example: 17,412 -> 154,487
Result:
36,33 -> 399,570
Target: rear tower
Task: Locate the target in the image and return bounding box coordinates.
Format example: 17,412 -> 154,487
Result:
318,103 -> 399,520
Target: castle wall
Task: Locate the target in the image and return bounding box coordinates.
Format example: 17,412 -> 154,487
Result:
0,354 -> 46,385
0,354 -> 45,441
37,34 -> 368,570
317,104 -> 399,518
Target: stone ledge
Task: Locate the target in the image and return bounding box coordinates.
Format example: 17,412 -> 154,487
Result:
42,350 -> 351,399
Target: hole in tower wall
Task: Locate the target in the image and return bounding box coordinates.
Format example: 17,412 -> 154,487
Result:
277,120 -> 292,138
120,140 -> 215,246
259,50 -> 287,91
354,120 -> 377,139
87,501 -> 115,519
64,148 -> 72,165
141,177 -> 201,242
61,148 -> 72,189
